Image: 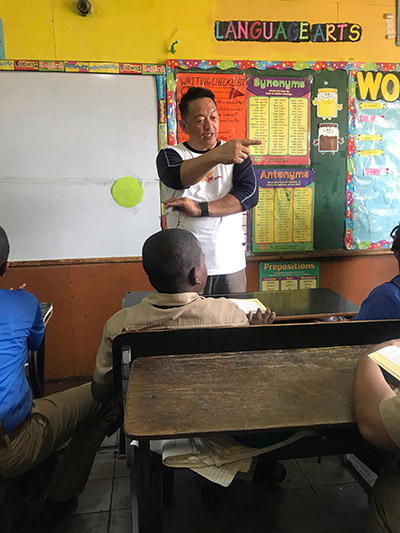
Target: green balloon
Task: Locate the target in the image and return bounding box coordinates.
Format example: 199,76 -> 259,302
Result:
112,177 -> 144,208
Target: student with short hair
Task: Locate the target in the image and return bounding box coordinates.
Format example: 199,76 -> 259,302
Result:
92,228 -> 275,402
356,225 -> 400,320
0,225 -> 120,530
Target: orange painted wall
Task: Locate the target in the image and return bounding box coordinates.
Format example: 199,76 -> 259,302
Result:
1,262 -> 152,378
1,253 -> 397,379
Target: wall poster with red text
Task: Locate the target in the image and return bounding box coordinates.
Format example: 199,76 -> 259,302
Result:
176,72 -> 246,143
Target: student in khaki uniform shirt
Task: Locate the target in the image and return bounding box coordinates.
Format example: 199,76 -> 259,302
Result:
92,228 -> 276,403
354,340 -> 400,532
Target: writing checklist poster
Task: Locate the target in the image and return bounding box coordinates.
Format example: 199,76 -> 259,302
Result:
247,76 -> 311,166
176,72 -> 246,142
252,169 -> 315,252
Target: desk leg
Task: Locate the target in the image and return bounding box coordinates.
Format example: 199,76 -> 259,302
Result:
134,440 -> 163,533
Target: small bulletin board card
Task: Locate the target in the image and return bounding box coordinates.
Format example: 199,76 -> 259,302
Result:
252,168 -> 314,252
247,76 -> 311,165
259,261 -> 319,291
176,72 -> 246,142
346,64 -> 400,250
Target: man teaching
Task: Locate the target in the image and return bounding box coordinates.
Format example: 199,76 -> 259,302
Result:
157,87 -> 260,294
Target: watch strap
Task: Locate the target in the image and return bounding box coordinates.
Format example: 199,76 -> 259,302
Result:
199,202 -> 209,217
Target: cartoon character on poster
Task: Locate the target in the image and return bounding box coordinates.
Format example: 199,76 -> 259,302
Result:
313,123 -> 344,155
313,88 -> 343,119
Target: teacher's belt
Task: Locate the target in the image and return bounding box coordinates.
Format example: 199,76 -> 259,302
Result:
0,419 -> 26,449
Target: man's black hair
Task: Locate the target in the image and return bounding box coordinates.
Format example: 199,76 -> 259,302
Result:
179,87 -> 216,121
142,229 -> 202,293
0,226 -> 10,276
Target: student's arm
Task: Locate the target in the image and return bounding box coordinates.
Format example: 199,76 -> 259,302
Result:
28,299 -> 45,352
92,323 -> 116,403
354,344 -> 399,451
91,381 -> 115,403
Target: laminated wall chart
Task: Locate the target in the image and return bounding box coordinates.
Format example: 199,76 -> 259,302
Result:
252,168 -> 314,252
176,72 -> 247,142
247,77 -> 311,166
259,261 -> 319,291
346,66 -> 400,250
247,76 -> 314,252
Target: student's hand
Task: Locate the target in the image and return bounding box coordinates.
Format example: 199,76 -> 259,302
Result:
248,307 -> 276,325
366,338 -> 400,354
9,283 -> 26,291
164,197 -> 201,217
215,139 -> 261,165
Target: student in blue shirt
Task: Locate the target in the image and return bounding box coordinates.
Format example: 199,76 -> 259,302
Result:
0,225 -> 120,531
356,225 -> 400,320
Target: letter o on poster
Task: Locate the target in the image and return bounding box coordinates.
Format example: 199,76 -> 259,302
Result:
112,176 -> 144,207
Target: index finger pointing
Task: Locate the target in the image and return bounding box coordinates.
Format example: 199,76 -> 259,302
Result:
242,139 -> 262,146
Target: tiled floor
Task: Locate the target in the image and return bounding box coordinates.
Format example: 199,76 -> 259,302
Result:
56,433 -> 374,533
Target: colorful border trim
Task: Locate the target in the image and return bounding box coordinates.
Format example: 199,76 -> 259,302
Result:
0,59 -> 165,74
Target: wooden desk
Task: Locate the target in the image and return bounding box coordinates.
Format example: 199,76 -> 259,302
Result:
124,287 -> 359,321
118,319 -> 400,532
125,345 -> 364,440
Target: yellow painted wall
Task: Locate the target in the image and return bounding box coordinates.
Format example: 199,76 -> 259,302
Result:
0,0 -> 398,64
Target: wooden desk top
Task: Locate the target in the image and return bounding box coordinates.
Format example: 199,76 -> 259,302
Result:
124,288 -> 359,321
228,288 -> 359,320
124,344 -> 367,440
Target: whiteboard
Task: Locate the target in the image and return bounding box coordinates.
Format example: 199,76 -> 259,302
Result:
0,72 -> 161,261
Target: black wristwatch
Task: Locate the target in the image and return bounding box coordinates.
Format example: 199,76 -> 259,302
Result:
199,202 -> 209,217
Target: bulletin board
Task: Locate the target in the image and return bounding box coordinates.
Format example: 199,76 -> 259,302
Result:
165,59 -> 349,252
346,64 -> 400,250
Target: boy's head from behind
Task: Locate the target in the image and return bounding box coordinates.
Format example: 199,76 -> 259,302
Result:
391,224 -> 400,268
142,228 -> 207,294
0,226 -> 9,277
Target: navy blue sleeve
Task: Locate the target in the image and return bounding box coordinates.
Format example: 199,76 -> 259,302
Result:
156,148 -> 188,190
356,283 -> 400,320
230,157 -> 258,210
28,299 -> 44,351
